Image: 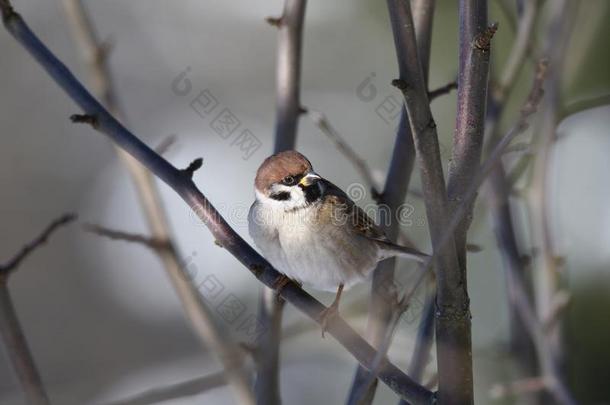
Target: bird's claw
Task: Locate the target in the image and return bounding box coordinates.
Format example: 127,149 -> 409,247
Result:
317,304 -> 339,338
272,274 -> 292,294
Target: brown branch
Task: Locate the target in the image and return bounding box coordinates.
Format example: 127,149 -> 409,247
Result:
428,80 -> 458,102
59,2 -> 255,403
1,214 -> 76,276
525,1 -> 578,403
181,157 -> 203,179
0,213 -> 74,405
483,0 -> 540,378
0,3 -> 434,403
102,371 -> 228,405
83,224 -> 170,251
489,376 -> 547,400
306,108 -> 381,196
154,134 -> 177,155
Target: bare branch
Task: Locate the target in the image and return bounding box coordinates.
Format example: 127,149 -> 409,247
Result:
181,157 -> 203,179
102,371 -> 228,405
0,213 -> 74,405
83,224 -> 169,251
542,290 -> 570,335
270,0 -> 307,153
496,0 -> 539,101
59,1 -> 255,403
489,376 -> 547,400
0,286 -> 50,405
483,1 -> 541,378
307,109 -> 380,195
154,134 -> 177,155
384,0 -> 471,402
0,4 -> 434,402
0,213 -> 76,276
428,80 -> 458,102
406,281 -> 436,382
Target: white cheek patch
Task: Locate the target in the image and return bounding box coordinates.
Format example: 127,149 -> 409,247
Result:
257,185 -> 308,211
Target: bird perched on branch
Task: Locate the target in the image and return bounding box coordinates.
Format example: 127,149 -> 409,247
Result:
248,150 -> 427,333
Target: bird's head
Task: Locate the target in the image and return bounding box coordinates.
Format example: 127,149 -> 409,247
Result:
254,150 -> 324,210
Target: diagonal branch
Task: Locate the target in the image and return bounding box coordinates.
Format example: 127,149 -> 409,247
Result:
102,371 -> 228,405
59,2 -> 255,404
83,224 -> 171,251
0,213 -> 75,405
0,214 -> 76,276
0,5 -> 434,403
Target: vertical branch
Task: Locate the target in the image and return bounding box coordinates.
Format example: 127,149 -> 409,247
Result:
269,0 -> 307,153
59,2 -> 255,404
447,0 -> 493,276
258,1 -> 307,404
347,1 -> 435,403
528,0 -> 574,370
0,214 -> 75,405
403,0 -> 437,392
485,0 -> 539,377
387,0 -> 482,402
0,284 -> 50,405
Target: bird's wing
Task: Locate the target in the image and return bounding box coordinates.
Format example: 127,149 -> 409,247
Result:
320,180 -> 390,243
321,180 -> 428,262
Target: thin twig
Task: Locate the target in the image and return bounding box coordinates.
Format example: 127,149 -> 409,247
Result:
0,213 -> 75,405
1,214 -> 76,275
306,109 -> 380,195
102,371 -> 228,405
489,376 -> 547,400
483,0 -> 540,378
428,81 -> 457,102
526,2 -> 578,403
406,280 -> 436,382
59,2 -> 255,403
83,224 -> 170,251
154,134 -> 177,155
0,4 -> 434,402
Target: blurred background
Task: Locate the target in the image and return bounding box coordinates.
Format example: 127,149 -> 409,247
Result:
0,0 -> 609,404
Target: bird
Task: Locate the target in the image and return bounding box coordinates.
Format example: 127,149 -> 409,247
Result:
248,150 -> 428,334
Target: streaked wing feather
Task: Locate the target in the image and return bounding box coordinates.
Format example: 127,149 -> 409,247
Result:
321,180 -> 390,243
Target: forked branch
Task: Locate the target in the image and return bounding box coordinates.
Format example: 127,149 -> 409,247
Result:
0,213 -> 75,405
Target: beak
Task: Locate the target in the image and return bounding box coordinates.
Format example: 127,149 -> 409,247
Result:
299,172 -> 321,187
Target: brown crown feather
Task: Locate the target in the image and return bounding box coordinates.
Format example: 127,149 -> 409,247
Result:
255,150 -> 313,192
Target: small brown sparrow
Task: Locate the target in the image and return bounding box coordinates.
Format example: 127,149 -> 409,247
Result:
248,151 -> 427,331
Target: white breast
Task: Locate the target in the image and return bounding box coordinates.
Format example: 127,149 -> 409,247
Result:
248,199 -> 378,292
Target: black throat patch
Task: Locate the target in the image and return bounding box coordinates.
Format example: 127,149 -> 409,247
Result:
300,183 -> 322,204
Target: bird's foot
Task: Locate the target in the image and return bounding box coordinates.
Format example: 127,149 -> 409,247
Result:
317,302 -> 340,338
272,274 -> 292,294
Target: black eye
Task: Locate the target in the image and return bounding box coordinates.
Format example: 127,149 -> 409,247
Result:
282,175 -> 296,186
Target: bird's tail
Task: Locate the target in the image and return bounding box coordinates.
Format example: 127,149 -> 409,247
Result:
378,241 -> 429,263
